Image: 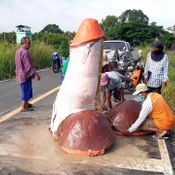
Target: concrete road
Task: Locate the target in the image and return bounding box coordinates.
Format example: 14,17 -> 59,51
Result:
0,68 -> 61,115
0,69 -> 174,175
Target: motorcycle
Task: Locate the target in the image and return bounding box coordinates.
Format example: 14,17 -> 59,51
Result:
52,52 -> 62,73
107,52 -> 144,92
103,49 -> 144,101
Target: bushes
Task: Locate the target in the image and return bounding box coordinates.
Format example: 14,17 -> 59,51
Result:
29,41 -> 54,69
0,42 -> 17,80
162,51 -> 175,110
37,33 -> 70,57
0,42 -> 54,80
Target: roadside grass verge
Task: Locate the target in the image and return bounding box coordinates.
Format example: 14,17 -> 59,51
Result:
0,41 -> 54,80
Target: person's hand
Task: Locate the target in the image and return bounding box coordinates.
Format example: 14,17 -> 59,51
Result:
35,73 -> 40,81
122,130 -> 131,136
163,81 -> 167,87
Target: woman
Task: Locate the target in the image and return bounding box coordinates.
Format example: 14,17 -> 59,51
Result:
144,39 -> 168,94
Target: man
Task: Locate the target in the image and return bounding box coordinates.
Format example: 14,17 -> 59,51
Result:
144,39 -> 168,94
61,57 -> 69,81
15,37 -> 40,111
102,64 -> 125,103
106,70 -> 125,102
128,83 -> 175,139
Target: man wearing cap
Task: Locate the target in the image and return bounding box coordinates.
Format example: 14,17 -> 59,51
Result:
144,39 -> 169,94
128,83 -> 175,139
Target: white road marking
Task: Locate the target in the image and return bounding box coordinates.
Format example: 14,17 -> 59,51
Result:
37,67 -> 51,72
72,139 -> 174,174
158,139 -> 174,175
0,79 -> 11,83
0,82 -> 173,174
0,86 -> 60,123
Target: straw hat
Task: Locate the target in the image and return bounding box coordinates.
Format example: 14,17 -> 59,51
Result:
133,83 -> 148,96
71,18 -> 104,47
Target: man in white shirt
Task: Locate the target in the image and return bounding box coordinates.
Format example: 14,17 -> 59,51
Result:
144,40 -> 168,94
125,84 -> 175,139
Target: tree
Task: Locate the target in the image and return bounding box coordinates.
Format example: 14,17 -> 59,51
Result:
101,15 -> 119,39
59,40 -> 69,57
0,32 -> 16,43
167,25 -> 175,36
119,9 -> 149,24
100,9 -> 174,47
40,24 -> 64,34
161,31 -> 175,49
38,33 -> 69,57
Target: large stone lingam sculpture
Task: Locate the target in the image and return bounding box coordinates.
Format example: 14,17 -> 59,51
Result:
50,18 -> 115,156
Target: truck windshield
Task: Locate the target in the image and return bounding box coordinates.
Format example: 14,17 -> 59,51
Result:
103,42 -> 126,50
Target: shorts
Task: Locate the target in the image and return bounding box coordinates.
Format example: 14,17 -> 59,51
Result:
108,79 -> 122,92
139,117 -> 158,130
20,78 -> 33,101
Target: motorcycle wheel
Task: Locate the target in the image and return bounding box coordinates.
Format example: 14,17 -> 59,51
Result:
52,62 -> 60,73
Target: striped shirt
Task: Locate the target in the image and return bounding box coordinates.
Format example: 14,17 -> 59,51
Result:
106,71 -> 122,90
144,52 -> 168,88
128,94 -> 152,133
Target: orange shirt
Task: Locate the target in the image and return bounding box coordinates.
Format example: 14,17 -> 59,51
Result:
150,93 -> 175,130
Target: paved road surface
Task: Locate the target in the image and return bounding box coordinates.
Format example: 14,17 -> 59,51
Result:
0,69 -> 60,115
0,69 -> 174,175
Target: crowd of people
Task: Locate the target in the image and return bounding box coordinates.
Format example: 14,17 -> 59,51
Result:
15,37 -> 175,139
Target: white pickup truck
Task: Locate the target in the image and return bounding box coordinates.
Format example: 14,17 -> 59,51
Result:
103,40 -> 133,62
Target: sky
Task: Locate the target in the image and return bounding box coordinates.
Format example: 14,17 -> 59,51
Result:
0,0 -> 175,33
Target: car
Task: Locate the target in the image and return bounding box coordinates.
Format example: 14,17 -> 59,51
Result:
103,40 -> 133,62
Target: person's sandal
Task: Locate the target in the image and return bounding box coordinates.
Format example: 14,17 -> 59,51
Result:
20,108 -> 34,112
153,132 -> 171,140
28,103 -> 33,108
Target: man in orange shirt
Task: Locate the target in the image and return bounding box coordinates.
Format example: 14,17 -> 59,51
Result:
128,84 -> 175,139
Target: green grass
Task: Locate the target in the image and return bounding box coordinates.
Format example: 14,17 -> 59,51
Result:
138,46 -> 175,110
0,41 -> 54,80
0,43 -> 17,79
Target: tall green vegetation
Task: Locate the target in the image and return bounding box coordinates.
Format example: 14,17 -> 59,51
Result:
0,42 -> 17,79
0,24 -> 74,81
162,50 -> 175,110
0,42 -> 54,80
32,24 -> 75,58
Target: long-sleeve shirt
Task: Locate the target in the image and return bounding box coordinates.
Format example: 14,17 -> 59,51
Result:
144,52 -> 168,88
61,59 -> 69,76
15,47 -> 36,84
106,71 -> 122,90
128,94 -> 153,133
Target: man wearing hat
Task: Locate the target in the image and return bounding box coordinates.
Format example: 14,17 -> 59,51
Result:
128,83 -> 175,139
144,39 -> 169,94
